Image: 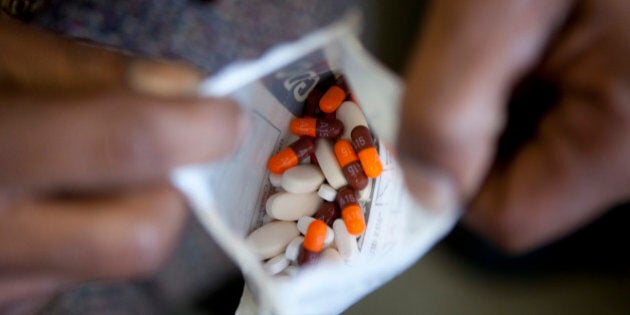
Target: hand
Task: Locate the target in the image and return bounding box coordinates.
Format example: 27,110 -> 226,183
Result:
398,0 -> 629,253
0,18 -> 244,313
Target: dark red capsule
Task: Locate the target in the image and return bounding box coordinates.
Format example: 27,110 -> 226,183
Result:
313,202 -> 341,226
297,246 -> 321,266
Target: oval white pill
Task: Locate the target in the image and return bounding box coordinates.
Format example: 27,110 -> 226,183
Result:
297,216 -> 335,246
285,236 -> 304,262
317,183 -> 337,202
264,254 -> 290,275
281,164 -> 325,193
314,138 -> 347,189
320,248 -> 344,264
269,173 -> 283,187
266,192 -> 322,221
337,101 -> 368,140
246,221 -> 299,260
333,219 -> 359,262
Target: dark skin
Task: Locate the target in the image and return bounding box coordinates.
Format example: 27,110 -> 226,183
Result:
2,0 -> 629,312
399,0 -> 630,253
0,17 -> 244,313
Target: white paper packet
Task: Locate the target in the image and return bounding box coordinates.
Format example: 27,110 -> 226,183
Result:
171,11 -> 459,315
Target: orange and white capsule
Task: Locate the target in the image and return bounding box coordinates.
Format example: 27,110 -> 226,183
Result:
334,140 -> 368,190
319,77 -> 348,113
290,117 -> 344,138
336,188 -> 365,235
267,136 -> 315,174
297,219 -> 328,266
351,126 -> 383,178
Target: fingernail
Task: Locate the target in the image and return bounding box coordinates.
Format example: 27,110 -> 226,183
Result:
399,157 -> 459,212
127,59 -> 203,97
192,98 -> 249,159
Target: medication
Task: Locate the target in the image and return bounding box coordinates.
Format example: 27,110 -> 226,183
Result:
297,219 -> 327,266
333,219 -> 359,262
280,164 -> 325,193
268,136 -> 315,174
285,236 -> 304,262
319,77 -> 348,113
351,126 -> 383,178
357,178 -> 372,202
269,173 -> 283,187
246,221 -> 299,260
290,117 -> 344,138
264,254 -> 290,275
303,88 -> 324,117
320,248 -> 344,264
337,188 -> 366,235
336,101 -> 368,139
313,201 -> 341,226
334,140 -> 368,191
297,216 -> 334,247
266,192 -> 323,221
317,183 -> 337,202
314,138 -> 347,189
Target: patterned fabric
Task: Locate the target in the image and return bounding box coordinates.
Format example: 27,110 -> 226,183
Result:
28,0 -> 357,313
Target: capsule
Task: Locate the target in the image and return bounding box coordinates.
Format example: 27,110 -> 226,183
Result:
268,136 -> 315,174
333,140 -> 368,190
297,219 -> 327,266
336,188 -> 366,235
351,126 -> 383,178
303,88 -> 324,117
313,201 -> 341,227
290,117 -> 344,138
319,77 -> 348,113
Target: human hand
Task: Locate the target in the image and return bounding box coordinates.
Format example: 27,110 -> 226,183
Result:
398,0 -> 629,253
0,18 -> 244,313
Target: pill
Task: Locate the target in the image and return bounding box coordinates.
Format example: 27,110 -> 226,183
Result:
264,254 -> 290,275
317,183 -> 337,202
297,219 -> 328,266
320,248 -> 344,264
297,216 -> 335,247
336,101 -> 368,139
246,221 -> 299,260
351,126 -> 383,178
334,140 -> 368,190
269,173 -> 283,187
313,201 -> 341,226
314,138 -> 348,189
284,265 -> 300,277
268,136 -> 315,174
285,236 -> 304,262
319,77 -> 348,113
289,117 -> 344,139
266,192 -> 322,221
303,88 -> 324,117
280,164 -> 325,193
333,219 -> 359,262
337,188 -> 366,235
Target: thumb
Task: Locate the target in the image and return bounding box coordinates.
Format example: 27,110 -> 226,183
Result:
398,0 -> 573,210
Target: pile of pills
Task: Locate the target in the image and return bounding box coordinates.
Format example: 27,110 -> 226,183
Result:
245,76 -> 383,276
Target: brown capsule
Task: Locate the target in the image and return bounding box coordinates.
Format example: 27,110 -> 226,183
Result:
297,246 -> 321,266
313,201 -> 341,226
337,187 -> 358,211
267,136 -> 315,174
336,187 -> 366,235
334,140 -> 368,190
290,117 -> 344,138
351,126 -> 383,178
303,88 -> 324,117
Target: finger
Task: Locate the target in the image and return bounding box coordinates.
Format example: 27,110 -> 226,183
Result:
465,94 -> 630,253
0,185 -> 188,279
0,18 -> 201,96
398,0 -> 573,210
0,93 -> 245,192
0,273 -> 66,309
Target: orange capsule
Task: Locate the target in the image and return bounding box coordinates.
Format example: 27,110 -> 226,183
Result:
267,137 -> 315,174
290,117 -> 344,138
319,77 -> 348,114
351,126 -> 383,178
298,219 -> 328,266
336,188 -> 365,235
334,140 -> 368,190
